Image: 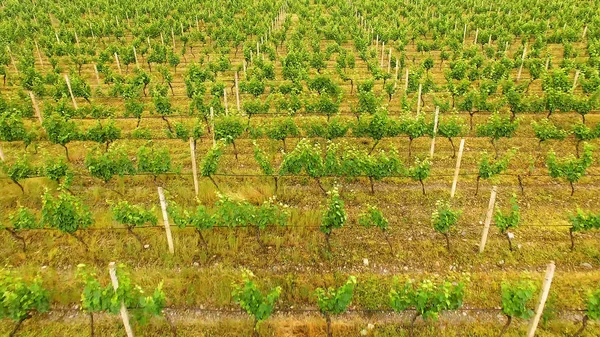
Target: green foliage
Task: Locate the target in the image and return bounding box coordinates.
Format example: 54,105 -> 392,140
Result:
85,145 -> 135,183
85,119 -> 121,149
478,149 -> 515,180
358,205 -> 388,231
389,279 -> 464,320
500,280 -> 536,319
43,113 -> 80,159
214,115 -> 245,144
0,270 -> 49,321
2,155 -> 37,192
9,206 -> 40,230
476,113 -> 519,143
569,209 -> 600,233
232,270 -> 281,329
546,143 -> 593,194
314,276 -> 357,315
321,187 -> 346,235
111,201 -> 157,228
303,117 -> 349,140
137,143 -> 172,179
77,264 -> 165,324
431,200 -> 461,234
279,139 -> 324,178
42,156 -> 73,187
532,119 -> 568,143
495,195 -> 520,233
584,288 -> 600,321
408,157 -> 431,194
253,142 -> 274,176
200,141 -> 224,177
41,189 -> 93,234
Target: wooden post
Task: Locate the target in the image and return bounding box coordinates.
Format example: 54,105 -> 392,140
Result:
380,42 -> 385,67
572,70 -> 580,91
157,187 -> 175,254
545,57 -> 550,71
256,41 -> 260,57
93,64 -> 101,85
243,61 -> 247,76
55,31 -> 60,43
0,145 -> 5,161
462,24 -> 467,44
404,68 -> 409,91
387,48 -> 392,73
235,72 -> 241,111
474,28 -> 479,45
108,262 -> 135,337
517,46 -> 527,81
223,88 -> 228,115
582,25 -> 588,38
450,139 -> 465,198
210,107 -> 216,146
171,28 -> 176,50
416,83 -> 422,116
6,46 -> 18,73
394,59 -> 399,81
190,138 -> 199,196
64,75 -> 78,109
114,53 -> 122,74
29,91 -> 43,124
527,262 -> 556,337
479,186 -> 498,253
160,32 -> 165,46
429,106 -> 439,159
74,31 -> 80,46
35,41 -> 44,67
133,46 -> 139,68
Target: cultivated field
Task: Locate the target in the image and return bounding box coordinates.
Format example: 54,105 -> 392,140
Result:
1,0 -> 600,336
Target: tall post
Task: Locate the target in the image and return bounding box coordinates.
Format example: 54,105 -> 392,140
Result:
416,84 -> 422,116
157,187 -> 175,254
108,262 -> 135,337
210,107 -> 216,146
572,70 -> 580,91
380,42 -> 385,67
429,106 -> 439,159
517,46 -> 527,81
114,53 -> 122,74
404,68 -> 409,91
133,46 -> 139,68
450,139 -> 465,198
64,75 -> 78,109
527,262 -> 556,337
224,88 -> 229,115
235,72 -> 241,111
190,138 -> 199,196
29,91 -> 43,124
93,64 -> 101,86
387,48 -> 392,73
35,41 -> 44,67
479,186 -> 498,253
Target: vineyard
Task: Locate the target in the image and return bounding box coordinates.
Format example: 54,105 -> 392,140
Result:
1,0 -> 600,336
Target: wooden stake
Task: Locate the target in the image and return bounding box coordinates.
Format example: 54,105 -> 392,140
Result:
171,28 -> 176,50
29,91 -> 43,124
190,138 -> 199,196
474,28 -> 479,45
160,32 -> 165,46
582,25 -> 588,38
93,64 -> 101,85
6,46 -> 18,73
74,31 -> 80,46
108,262 -> 135,337
429,106 -> 439,159
394,59 -> 399,81
133,46 -> 139,68
404,68 -> 409,91
517,46 -> 527,81
243,61 -> 247,76
462,24 -> 467,44
545,57 -> 550,71
380,42 -> 385,67
114,53 -> 122,74
527,261 -> 556,337
479,186 -> 498,253
0,145 -> 5,161
572,70 -> 580,91
157,187 -> 175,254
35,41 -> 44,67
235,72 -> 241,111
416,84 -> 422,116
450,139 -> 465,198
387,48 -> 392,73
64,75 -> 78,109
